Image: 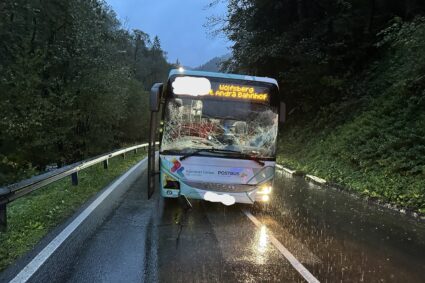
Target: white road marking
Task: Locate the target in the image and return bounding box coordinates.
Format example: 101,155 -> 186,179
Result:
243,210 -> 320,283
9,158 -> 147,283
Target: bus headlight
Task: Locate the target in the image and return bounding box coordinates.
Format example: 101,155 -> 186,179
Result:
262,195 -> 270,202
257,184 -> 272,195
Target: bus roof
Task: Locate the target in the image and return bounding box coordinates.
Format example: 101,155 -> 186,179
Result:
168,69 -> 279,88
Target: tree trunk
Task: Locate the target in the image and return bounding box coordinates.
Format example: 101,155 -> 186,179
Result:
327,18 -> 334,36
366,0 -> 376,34
297,0 -> 303,21
405,0 -> 415,19
29,17 -> 37,54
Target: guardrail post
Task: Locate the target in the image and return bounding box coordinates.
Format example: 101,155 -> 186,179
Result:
134,149 -> 138,154
0,204 -> 6,232
71,172 -> 79,186
103,159 -> 109,169
122,153 -> 126,159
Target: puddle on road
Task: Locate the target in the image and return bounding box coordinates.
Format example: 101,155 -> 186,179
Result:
262,171 -> 425,282
203,203 -> 304,282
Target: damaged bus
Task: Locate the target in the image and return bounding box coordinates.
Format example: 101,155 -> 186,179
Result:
148,69 -> 285,206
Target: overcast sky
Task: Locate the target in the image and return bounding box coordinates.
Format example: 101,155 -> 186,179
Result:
106,0 -> 231,67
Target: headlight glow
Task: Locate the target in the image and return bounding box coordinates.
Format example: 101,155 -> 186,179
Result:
258,184 -> 272,195
262,195 -> 270,202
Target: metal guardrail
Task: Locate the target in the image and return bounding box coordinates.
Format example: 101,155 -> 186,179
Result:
0,143 -> 156,231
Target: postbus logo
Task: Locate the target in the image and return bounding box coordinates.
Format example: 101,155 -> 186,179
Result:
217,170 -> 240,176
171,158 -> 185,177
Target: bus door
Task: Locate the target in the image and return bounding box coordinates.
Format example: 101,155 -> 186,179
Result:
148,83 -> 163,199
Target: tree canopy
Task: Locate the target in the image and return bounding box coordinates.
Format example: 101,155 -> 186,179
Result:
211,0 -> 425,211
0,0 -> 172,185
213,0 -> 425,113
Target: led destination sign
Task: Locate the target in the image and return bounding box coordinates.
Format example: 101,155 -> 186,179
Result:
171,76 -> 270,102
209,84 -> 268,101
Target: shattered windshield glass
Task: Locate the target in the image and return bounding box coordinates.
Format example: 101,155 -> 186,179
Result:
161,97 -> 278,158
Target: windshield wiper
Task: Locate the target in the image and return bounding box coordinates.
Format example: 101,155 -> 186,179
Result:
180,148 -> 239,161
179,148 -> 265,166
235,152 -> 265,166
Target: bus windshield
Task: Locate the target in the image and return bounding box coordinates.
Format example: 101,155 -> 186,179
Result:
161,97 -> 278,158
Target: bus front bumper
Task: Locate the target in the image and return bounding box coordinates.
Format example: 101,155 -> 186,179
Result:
161,183 -> 272,205
185,188 -> 255,205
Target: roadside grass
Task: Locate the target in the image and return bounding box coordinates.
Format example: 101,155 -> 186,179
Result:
277,86 -> 425,214
0,151 -> 146,271
277,130 -> 425,214
277,19 -> 425,215
278,26 -> 425,215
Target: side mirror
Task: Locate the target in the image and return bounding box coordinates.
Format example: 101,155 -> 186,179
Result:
279,102 -> 286,124
150,83 -> 163,112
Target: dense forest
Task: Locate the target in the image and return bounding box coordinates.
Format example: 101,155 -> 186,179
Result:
214,0 -> 425,212
0,0 -> 172,185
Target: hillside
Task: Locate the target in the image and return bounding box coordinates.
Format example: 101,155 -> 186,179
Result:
195,54 -> 231,72
215,1 -> 425,214
277,18 -> 425,213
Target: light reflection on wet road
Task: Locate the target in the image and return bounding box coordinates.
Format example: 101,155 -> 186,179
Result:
154,198 -> 304,282
153,170 -> 425,282
65,169 -> 425,282
266,171 -> 425,282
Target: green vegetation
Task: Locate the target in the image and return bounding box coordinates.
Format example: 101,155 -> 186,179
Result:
214,1 -> 425,213
0,151 -> 145,271
0,0 -> 172,185
278,18 -> 425,213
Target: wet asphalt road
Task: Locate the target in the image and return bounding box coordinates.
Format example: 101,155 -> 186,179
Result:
65,169 -> 425,283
